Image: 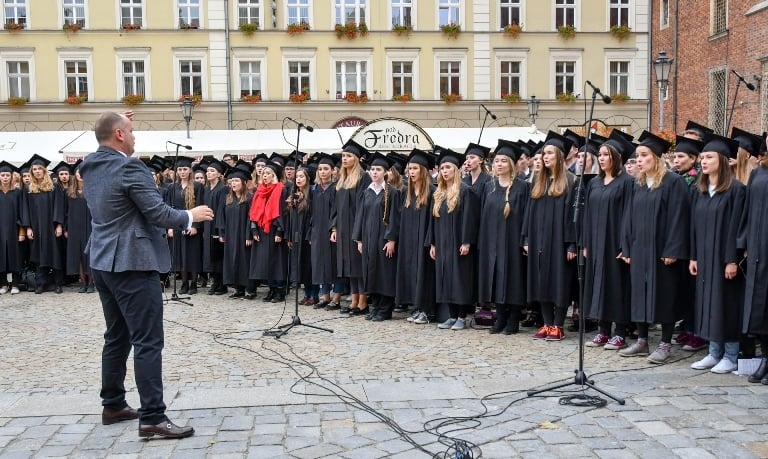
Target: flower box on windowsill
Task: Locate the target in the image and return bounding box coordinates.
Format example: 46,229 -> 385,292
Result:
286,22 -> 310,35
556,92 -> 577,103
179,22 -> 198,30
611,93 -> 630,103
345,92 -> 368,103
240,94 -> 262,103
503,23 -> 522,38
7,96 -> 27,106
441,93 -> 462,104
121,22 -> 141,30
122,94 -> 145,106
4,22 -> 24,31
392,24 -> 412,36
62,23 -> 82,33
502,92 -> 522,104
610,25 -> 631,41
557,24 -> 576,40
289,92 -> 310,103
66,95 -> 87,105
239,23 -> 258,36
178,94 -> 202,106
440,22 -> 461,39
392,93 -> 411,103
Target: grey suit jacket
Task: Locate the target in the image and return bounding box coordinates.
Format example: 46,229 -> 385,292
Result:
80,146 -> 189,273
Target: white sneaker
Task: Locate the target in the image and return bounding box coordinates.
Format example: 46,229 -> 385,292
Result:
691,354 -> 719,370
406,310 -> 421,322
0,286 -> 7,295
438,318 -> 457,329
450,318 -> 466,330
413,312 -> 429,324
10,287 -> 19,294
711,358 -> 737,374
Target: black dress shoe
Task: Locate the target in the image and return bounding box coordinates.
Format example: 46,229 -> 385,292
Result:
489,328 -> 502,334
54,285 -> 63,294
138,420 -> 194,439
178,283 -> 189,295
102,406 -> 139,425
229,291 -> 245,299
35,285 -> 44,294
749,357 -> 768,383
340,306 -> 351,314
188,286 -> 197,295
214,288 -> 228,295
314,301 -> 329,310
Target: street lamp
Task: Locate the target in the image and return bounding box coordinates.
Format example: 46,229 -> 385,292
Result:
527,95 -> 540,125
180,97 -> 194,139
653,51 -> 673,131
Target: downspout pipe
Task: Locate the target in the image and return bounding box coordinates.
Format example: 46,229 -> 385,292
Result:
224,0 -> 233,129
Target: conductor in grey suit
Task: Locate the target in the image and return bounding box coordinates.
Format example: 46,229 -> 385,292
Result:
80,111 -> 213,439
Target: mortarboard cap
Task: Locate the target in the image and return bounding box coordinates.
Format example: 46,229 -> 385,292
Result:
388,152 -> 409,173
252,153 -> 269,165
173,156 -> 194,169
263,160 -> 283,178
205,157 -> 226,173
675,135 -> 705,157
494,139 -> 521,162
366,152 -> 394,169
684,120 -> 714,142
193,160 -> 209,174
0,161 -> 19,174
27,154 -> 51,168
342,139 -> 369,159
562,129 -> 584,150
464,143 -> 491,159
434,145 -> 465,167
407,148 -> 436,169
637,131 -> 671,157
269,152 -> 286,167
225,160 -> 254,181
52,161 -> 73,174
731,127 -> 764,157
603,130 -> 636,164
314,152 -> 337,167
579,133 -> 608,155
703,134 -> 740,160
544,131 -> 574,154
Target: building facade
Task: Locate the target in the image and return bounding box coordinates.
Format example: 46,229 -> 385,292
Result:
0,0 -> 651,138
650,0 -> 768,136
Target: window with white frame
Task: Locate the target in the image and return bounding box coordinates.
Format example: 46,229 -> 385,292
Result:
65,60 -> 88,98
555,0 -> 575,28
391,0 -> 412,27
63,0 -> 86,27
711,0 -> 727,35
335,60 -> 367,99
609,0 -> 629,27
609,61 -> 629,95
660,0 -> 669,28
500,0 -> 521,27
238,0 -> 260,27
288,60 -> 311,95
335,0 -> 365,25
120,0 -> 142,27
240,61 -> 262,97
4,0 -> 27,27
500,61 -> 521,98
180,60 -> 202,95
392,61 -> 413,97
7,61 -> 29,99
438,0 -> 460,26
178,0 -> 200,28
287,0 -> 310,25
439,61 -> 461,96
122,61 -> 145,97
554,60 -> 575,95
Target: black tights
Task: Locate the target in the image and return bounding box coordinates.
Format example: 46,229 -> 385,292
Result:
636,322 -> 674,343
599,321 -> 628,338
540,302 -> 566,327
449,304 -> 468,319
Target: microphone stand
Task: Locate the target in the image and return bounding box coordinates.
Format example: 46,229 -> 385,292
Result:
478,108 -> 493,144
164,142 -> 193,306
265,121 -> 333,338
526,88 -> 624,405
725,77 -> 743,135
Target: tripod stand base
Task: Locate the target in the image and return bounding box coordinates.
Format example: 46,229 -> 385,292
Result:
264,314 -> 334,339
527,369 -> 625,404
164,294 -> 193,306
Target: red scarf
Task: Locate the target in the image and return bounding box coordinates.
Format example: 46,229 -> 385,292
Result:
249,182 -> 284,233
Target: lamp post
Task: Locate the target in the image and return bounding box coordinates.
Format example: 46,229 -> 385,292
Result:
527,95 -> 540,125
180,97 -> 194,139
653,51 -> 673,132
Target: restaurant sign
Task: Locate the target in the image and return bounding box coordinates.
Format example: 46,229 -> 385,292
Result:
349,118 -> 434,152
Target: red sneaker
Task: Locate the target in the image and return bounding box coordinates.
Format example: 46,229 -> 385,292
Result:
682,335 -> 708,351
673,331 -> 692,345
586,333 -> 609,347
545,326 -> 565,341
533,325 -> 551,340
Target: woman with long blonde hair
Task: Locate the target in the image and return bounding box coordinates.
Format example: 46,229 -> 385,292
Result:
330,140 -> 371,314
428,148 -> 479,331
218,163 -> 254,298
522,132 -> 576,341
165,156 -> 204,295
619,131 -> 691,364
397,149 -> 437,324
65,165 -> 93,293
478,140 -> 530,335
731,127 -> 763,184
0,161 -> 24,294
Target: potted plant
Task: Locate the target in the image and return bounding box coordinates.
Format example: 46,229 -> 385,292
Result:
121,94 -> 145,106
358,22 -> 368,36
611,93 -> 630,103
556,92 -> 576,103
62,22 -> 82,33
441,93 -> 462,104
121,22 -> 141,30
240,94 -> 262,103
610,24 -> 631,41
179,21 -> 198,29
65,94 -> 87,105
345,92 -> 368,103
7,96 -> 27,106
4,22 -> 24,31
440,22 -> 461,39
178,94 -> 202,106
286,21 -> 310,35
392,93 -> 411,102
239,22 -> 257,36
335,22 -> 357,39
289,87 -> 310,103
503,23 -> 522,38
501,92 -> 521,104
392,24 -> 411,36
557,24 -> 576,40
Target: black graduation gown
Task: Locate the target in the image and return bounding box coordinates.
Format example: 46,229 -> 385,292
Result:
0,188 -> 23,273
308,182 -> 337,285
165,182 -> 204,272
20,187 -> 65,270
287,195 -> 312,286
249,185 -> 290,282
581,173 -> 634,323
690,183 -> 745,342
521,179 -> 576,308
202,181 -> 227,273
395,186 -> 435,307
738,167 -> 768,335
426,183 -> 479,305
623,173 -> 690,324
218,193 -> 252,288
64,193 -> 91,276
332,173 -> 372,278
352,184 -> 401,297
477,178 -> 529,305
463,171 -> 491,196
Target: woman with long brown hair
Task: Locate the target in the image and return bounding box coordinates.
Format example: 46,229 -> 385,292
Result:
287,166 -> 317,305
397,149 -> 437,324
619,131 -> 690,364
218,162 -> 254,298
309,154 -> 342,310
202,158 -> 228,295
0,161 -> 23,295
64,164 -> 93,293
165,156 -> 204,295
522,132 -> 576,341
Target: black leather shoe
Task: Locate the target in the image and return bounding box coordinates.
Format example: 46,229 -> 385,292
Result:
271,294 -> 285,303
188,286 -> 197,295
138,420 -> 194,439
102,406 -> 139,425
314,301 -> 329,309
35,285 -> 44,294
229,291 -> 245,299
749,357 -> 768,383
263,288 -> 275,302
489,327 -> 502,334
54,285 -> 63,294
178,283 -> 189,295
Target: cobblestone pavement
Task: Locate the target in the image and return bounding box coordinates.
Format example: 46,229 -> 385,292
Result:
1,285 -> 768,458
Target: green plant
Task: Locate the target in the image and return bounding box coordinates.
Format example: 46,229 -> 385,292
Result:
556,92 -> 576,103
178,94 -> 202,106
392,24 -> 412,36
4,22 -> 24,31
7,96 -> 27,106
240,94 -> 262,103
501,92 -> 521,103
503,23 -> 522,38
440,22 -> 461,39
179,21 -> 198,29
121,94 -> 145,106
358,22 -> 368,36
392,93 -> 411,102
66,94 -> 87,104
441,93 -> 462,104
286,21 -> 310,35
290,87 -> 310,103
557,24 -> 576,40
610,24 -> 631,41
345,92 -> 368,103
611,93 -> 630,102
121,22 -> 141,30
62,22 -> 82,33
239,23 -> 257,36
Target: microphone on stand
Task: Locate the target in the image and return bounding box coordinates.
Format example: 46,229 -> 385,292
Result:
585,81 -> 612,104
285,117 -> 314,132
731,69 -> 756,91
167,140 -> 192,150
480,104 -> 497,120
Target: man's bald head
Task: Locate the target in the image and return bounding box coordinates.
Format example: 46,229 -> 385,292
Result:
94,112 -> 128,144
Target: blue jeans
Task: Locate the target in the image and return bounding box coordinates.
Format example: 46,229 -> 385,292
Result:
710,341 -> 739,364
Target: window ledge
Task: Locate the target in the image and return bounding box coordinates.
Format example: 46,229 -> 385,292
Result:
746,1 -> 768,15
708,30 -> 729,41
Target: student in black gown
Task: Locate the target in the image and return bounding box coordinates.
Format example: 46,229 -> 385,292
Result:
202,158 -> 228,295
522,131 -> 576,341
165,156 -> 204,294
287,166 -> 317,306
619,131 -> 691,364
330,140 -> 371,314
219,161 -> 254,298
462,142 -> 491,195
688,135 -> 745,374
738,131 -> 768,384
21,155 -> 65,294
52,161 -> 72,283
428,147 -> 479,331
478,139 -> 530,335
0,161 -> 23,295
353,153 -> 401,321
397,149 -> 437,325
64,164 -> 93,293
309,154 -> 342,310
582,130 -> 636,350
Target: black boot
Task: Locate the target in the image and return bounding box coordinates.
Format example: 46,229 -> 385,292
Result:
263,287 -> 275,302
749,357 -> 768,383
178,281 -> 189,295
271,287 -> 286,303
490,305 -> 508,334
503,305 -> 521,335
